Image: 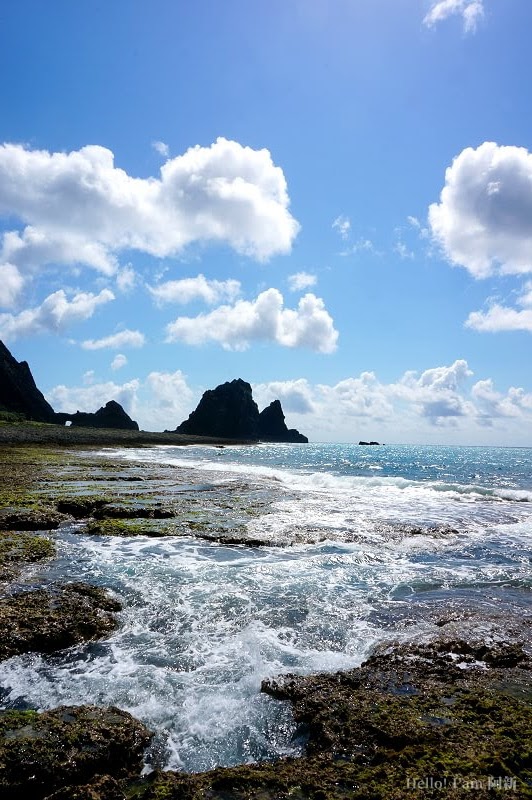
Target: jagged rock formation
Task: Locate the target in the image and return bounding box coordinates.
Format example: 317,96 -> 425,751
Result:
55,400 -> 139,431
176,379 -> 260,439
0,340 -> 56,422
176,379 -> 308,442
258,400 -> 308,443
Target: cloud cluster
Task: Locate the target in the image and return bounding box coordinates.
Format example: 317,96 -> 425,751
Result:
429,142 -> 532,278
165,288 -> 339,353
0,288 -> 114,341
423,0 -> 484,33
0,138 -> 299,306
149,274 -> 241,306
254,359 -> 532,443
48,369 -> 196,431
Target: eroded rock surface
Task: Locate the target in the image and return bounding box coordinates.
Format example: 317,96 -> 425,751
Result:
0,706 -> 152,800
0,583 -> 121,661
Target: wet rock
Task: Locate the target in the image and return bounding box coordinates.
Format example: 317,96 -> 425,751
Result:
0,531 -> 55,583
0,507 -> 65,531
0,706 -> 152,799
0,582 -> 121,661
56,497 -> 111,518
44,775 -> 126,800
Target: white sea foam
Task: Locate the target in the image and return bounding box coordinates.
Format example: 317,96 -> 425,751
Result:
1,444 -> 531,772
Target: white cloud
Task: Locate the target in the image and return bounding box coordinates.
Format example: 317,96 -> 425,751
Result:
340,238 -> 376,257
394,241 -> 414,260
466,281 -> 532,333
1,226 -> 117,277
148,274 -> 241,305
47,370 -> 197,431
287,272 -> 317,292
254,361 -> 532,444
165,288 -> 339,353
0,138 -> 299,291
152,140 -> 170,157
466,304 -> 532,333
81,329 -> 145,350
429,142 -> 532,278
48,379 -> 140,418
423,0 -> 484,33
116,265 -> 137,293
111,353 -> 128,371
0,288 -> 114,341
0,263 -> 25,307
144,370 -> 196,429
332,215 -> 351,240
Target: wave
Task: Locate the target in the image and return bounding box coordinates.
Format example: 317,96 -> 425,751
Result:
107,447 -> 532,504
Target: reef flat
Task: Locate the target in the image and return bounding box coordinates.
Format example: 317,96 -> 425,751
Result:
0,442 -> 531,798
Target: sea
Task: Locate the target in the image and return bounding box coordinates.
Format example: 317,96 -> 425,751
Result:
1,442 -> 531,773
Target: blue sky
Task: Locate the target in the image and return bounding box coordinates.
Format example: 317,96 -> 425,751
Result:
1,0 -> 532,444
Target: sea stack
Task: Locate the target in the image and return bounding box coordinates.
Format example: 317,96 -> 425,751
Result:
175,379 -> 308,442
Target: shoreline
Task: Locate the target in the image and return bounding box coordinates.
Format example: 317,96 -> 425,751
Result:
0,421 -> 255,448
0,442 -> 531,798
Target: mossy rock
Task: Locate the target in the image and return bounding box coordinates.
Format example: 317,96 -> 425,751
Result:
0,706 -> 152,799
0,582 -> 122,661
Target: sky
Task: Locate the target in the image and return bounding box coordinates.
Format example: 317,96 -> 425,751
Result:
1,0 -> 532,445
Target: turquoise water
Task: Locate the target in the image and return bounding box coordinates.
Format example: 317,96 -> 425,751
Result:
0,443 -> 531,772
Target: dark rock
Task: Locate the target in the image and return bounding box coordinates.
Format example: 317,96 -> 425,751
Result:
0,340 -> 56,423
0,507 -> 65,531
55,401 -> 139,431
44,775 -> 126,800
176,379 -> 260,439
0,706 -> 151,799
0,582 -> 121,661
258,400 -> 308,443
175,379 -> 308,442
359,440 -> 381,445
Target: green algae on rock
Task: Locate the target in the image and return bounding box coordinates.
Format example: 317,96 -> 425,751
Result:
0,705 -> 152,800
0,531 -> 55,582
0,582 -> 121,661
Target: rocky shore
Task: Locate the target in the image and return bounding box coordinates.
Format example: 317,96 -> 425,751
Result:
0,435 -> 531,798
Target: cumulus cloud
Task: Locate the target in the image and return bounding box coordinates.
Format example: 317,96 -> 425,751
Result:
429,142 -> 532,278
48,379 -> 140,417
0,263 -> 25,307
81,329 -> 145,350
0,288 -> 114,341
148,274 -> 241,306
255,360 -> 532,442
165,289 -> 339,353
466,282 -> 532,332
466,304 -> 532,333
47,370 -> 197,431
0,138 -> 299,291
423,0 -> 484,33
144,370 -> 195,428
111,353 -> 128,371
287,272 -> 317,292
396,359 -> 474,422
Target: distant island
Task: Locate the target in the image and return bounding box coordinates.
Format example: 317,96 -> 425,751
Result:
0,341 -> 308,443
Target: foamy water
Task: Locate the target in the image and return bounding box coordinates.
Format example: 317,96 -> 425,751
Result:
0,443 -> 531,772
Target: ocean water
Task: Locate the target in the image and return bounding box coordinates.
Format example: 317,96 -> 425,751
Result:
1,443 -> 531,773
